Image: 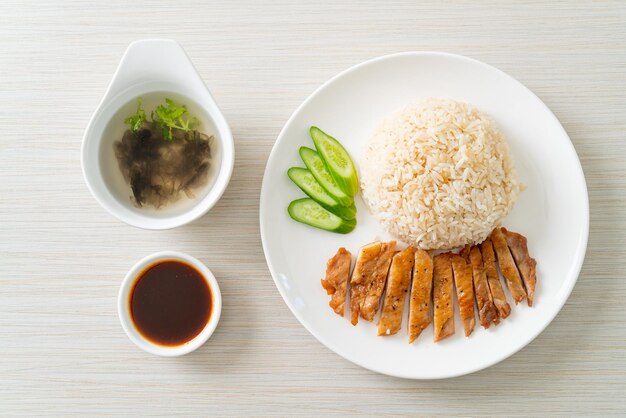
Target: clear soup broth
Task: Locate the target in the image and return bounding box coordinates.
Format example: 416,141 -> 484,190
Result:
99,92 -> 222,218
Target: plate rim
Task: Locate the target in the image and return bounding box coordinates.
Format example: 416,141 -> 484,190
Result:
259,51 -> 589,379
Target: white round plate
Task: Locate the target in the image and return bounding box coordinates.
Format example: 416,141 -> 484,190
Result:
260,52 -> 588,379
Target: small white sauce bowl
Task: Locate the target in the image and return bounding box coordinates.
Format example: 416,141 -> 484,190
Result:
118,251 -> 222,356
81,39 -> 234,229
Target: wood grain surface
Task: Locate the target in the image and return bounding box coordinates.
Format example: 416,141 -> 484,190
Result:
1,1 -> 625,416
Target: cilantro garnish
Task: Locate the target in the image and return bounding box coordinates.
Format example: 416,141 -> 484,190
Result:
124,98 -> 146,135
151,98 -> 198,141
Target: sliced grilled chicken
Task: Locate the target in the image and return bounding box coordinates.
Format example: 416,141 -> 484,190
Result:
462,245 -> 499,328
490,228 -> 527,304
503,227 -> 537,307
433,253 -> 454,342
320,247 -> 352,316
450,254 -> 476,337
378,247 -> 415,336
360,241 -> 396,322
408,249 -> 433,343
349,242 -> 382,325
480,238 -> 511,320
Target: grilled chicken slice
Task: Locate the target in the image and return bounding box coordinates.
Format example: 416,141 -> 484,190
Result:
408,249 -> 433,343
378,247 -> 415,336
450,254 -> 476,337
503,228 -> 537,307
433,253 -> 454,342
480,238 -> 511,320
320,247 -> 352,316
349,242 -> 383,325
490,228 -> 527,304
360,241 -> 396,322
462,245 -> 499,328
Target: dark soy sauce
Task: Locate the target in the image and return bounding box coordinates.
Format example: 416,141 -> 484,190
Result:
130,260 -> 212,346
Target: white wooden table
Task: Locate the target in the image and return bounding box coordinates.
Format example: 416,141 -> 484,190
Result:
1,1 -> 625,416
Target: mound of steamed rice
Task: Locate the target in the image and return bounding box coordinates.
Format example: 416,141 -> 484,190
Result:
360,98 -> 520,250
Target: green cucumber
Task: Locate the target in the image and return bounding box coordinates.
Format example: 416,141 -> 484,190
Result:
310,126 -> 358,197
299,147 -> 352,206
288,198 -> 356,234
287,167 -> 356,220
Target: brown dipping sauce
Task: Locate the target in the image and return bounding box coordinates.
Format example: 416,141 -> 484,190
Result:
130,260 -> 212,346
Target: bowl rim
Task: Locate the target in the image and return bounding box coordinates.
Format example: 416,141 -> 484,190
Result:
117,251 -> 222,356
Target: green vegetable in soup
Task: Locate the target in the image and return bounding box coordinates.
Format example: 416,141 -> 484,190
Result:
124,98 -> 146,135
151,98 -> 198,141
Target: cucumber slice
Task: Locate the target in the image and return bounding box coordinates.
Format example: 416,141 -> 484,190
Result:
299,147 -> 352,206
287,167 -> 356,220
288,198 -> 356,234
310,126 -> 358,197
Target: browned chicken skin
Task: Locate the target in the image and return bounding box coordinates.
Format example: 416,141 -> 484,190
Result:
360,241 -> 396,322
450,254 -> 476,337
433,253 -> 455,342
480,238 -> 511,320
378,247 -> 415,336
502,228 -> 537,307
320,247 -> 352,316
408,249 -> 434,343
331,227 -> 536,342
349,241 -> 396,325
462,245 -> 499,328
349,242 -> 382,326
490,228 -> 527,305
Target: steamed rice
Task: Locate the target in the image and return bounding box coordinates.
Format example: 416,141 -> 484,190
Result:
360,98 -> 520,250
